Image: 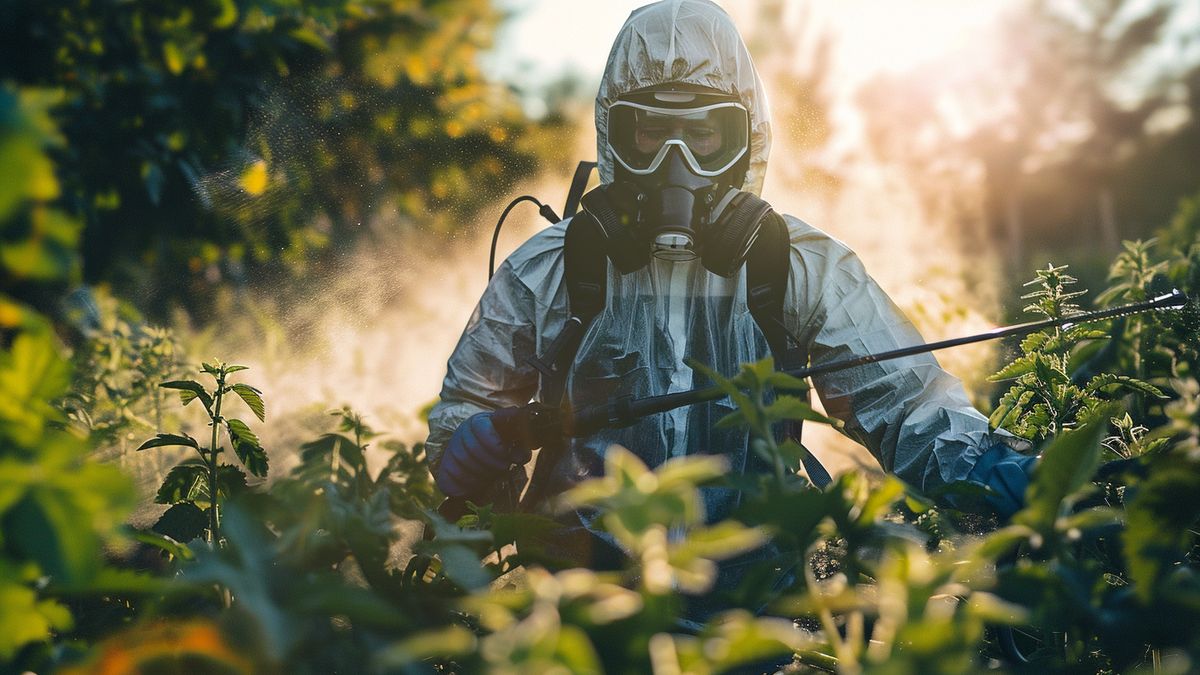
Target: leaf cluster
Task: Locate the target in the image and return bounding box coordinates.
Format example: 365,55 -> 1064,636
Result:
136,361 -> 268,544
989,262 -> 1165,442
0,0 -> 571,316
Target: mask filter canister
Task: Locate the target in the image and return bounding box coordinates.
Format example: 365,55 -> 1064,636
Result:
645,148 -> 714,262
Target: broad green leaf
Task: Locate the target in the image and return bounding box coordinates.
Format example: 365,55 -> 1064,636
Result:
763,395 -> 842,428
1015,409 -> 1115,532
1033,354 -> 1069,386
421,511 -> 493,547
766,370 -> 810,391
671,521 -> 771,562
436,544 -> 492,591
739,357 -> 778,390
976,524 -> 1038,559
989,354 -> 1038,381
126,526 -> 195,560
0,330 -> 72,445
554,624 -> 603,674
856,476 -> 906,525
0,580 -> 72,661
52,567 -> 178,595
734,482 -> 826,546
686,357 -> 762,430
488,511 -> 561,552
181,507 -> 295,658
775,438 -> 810,472
0,88 -> 64,221
1058,506 -> 1123,534
215,464 -> 248,499
698,611 -> 808,671
136,432 -> 199,452
8,491 -> 99,582
965,592 -> 1030,625
655,454 -> 727,490
1084,373 -> 1166,399
155,462 -> 208,505
0,209 -> 79,281
1018,332 -> 1050,354
298,433 -> 364,477
607,445 -> 653,489
159,380 -> 213,410
151,501 -> 208,545
226,418 -> 268,477
223,364 -> 249,374
224,418 -> 259,448
1123,457 -> 1200,601
288,27 -> 331,52
230,383 -> 266,421
990,387 -> 1035,430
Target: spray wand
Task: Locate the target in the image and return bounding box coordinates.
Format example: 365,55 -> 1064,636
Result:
438,289 -> 1188,521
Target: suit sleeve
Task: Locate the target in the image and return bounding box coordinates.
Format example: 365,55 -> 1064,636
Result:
425,259 -> 540,471
787,233 -> 1006,492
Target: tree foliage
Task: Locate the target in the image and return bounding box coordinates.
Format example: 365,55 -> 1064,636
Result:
0,0 -> 566,315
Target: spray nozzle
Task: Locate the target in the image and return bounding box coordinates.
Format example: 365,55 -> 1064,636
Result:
1151,288 -> 1188,310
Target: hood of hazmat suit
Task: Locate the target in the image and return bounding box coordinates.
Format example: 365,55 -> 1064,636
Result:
427,0 -> 1010,608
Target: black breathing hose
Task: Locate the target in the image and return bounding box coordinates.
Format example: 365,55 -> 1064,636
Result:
489,196 -> 561,280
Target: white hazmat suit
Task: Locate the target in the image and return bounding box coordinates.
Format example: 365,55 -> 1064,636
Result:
427,0 -> 1007,561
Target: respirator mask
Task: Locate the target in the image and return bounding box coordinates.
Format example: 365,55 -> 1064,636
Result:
580,88 -> 777,278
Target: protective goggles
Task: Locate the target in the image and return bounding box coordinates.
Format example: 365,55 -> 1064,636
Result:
607,100 -> 749,176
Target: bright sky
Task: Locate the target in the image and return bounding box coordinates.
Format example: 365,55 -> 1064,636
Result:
483,0 -> 1011,157
483,0 -> 650,86
484,0 -> 1008,94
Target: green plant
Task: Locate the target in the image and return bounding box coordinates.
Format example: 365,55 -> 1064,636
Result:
96,411 -> 458,674
0,83 -> 150,670
988,263 -> 1166,442
61,289 -> 182,454
137,361 -> 267,544
0,327 -> 137,665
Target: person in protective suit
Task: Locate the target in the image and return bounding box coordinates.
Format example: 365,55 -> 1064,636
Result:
426,0 -> 1034,591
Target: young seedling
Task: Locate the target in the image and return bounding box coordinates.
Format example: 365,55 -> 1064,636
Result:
137,361 -> 268,544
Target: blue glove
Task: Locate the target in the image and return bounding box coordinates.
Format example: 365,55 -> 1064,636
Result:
435,412 -> 531,498
967,444 -> 1039,519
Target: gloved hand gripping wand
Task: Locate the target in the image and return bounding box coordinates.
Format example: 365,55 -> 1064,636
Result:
439,290 -> 1188,520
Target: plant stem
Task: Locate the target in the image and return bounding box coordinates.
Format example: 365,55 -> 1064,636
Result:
208,369 -> 225,545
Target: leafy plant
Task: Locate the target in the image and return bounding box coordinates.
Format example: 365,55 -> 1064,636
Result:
137,361 -> 267,544
988,263 -> 1166,441
60,289 -> 182,455
80,411 -> 459,674
0,86 -> 145,669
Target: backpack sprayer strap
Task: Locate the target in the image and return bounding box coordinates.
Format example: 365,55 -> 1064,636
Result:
744,212 -> 832,488
518,164 -> 605,511
563,161 -> 598,219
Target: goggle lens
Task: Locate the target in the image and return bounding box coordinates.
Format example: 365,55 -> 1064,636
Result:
609,101 -> 749,175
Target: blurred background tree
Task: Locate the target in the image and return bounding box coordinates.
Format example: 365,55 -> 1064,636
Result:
857,0 -> 1199,298
746,0 -> 841,201
0,0 -> 567,319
